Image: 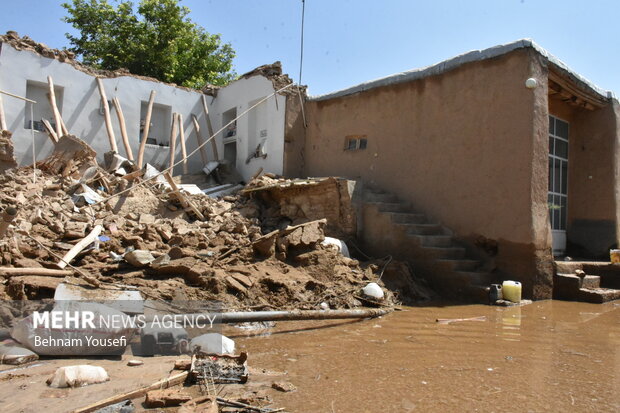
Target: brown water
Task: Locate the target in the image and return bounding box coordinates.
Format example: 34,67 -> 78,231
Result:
235,301 -> 619,412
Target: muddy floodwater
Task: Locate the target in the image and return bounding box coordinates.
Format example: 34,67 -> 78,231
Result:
236,301 -> 619,412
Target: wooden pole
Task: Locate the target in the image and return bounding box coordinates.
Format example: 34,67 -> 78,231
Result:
112,97 -> 134,161
137,90 -> 156,168
56,225 -> 103,269
0,93 -> 7,130
47,76 -> 63,138
168,112 -> 178,173
163,171 -> 205,220
178,113 -> 188,174
201,95 -> 219,160
0,267 -> 73,278
41,119 -> 59,143
191,114 -> 208,165
96,78 -> 118,153
72,371 -> 189,413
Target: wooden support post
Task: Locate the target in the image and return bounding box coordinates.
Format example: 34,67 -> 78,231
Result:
0,206 -> 17,238
178,113 -> 188,174
96,78 -> 118,153
191,114 -> 208,165
0,93 -> 7,130
163,172 -> 205,220
47,76 -> 63,138
112,97 -> 134,161
137,90 -> 156,168
169,112 -> 178,173
57,225 -> 103,269
201,95 -> 219,160
41,119 -> 59,143
72,371 -> 189,413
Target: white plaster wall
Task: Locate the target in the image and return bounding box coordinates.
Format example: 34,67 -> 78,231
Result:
209,76 -> 286,181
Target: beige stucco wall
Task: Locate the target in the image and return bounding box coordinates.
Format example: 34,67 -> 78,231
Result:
299,49 -> 555,298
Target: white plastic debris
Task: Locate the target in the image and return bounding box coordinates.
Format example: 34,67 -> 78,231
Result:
46,365 -> 109,388
189,333 -> 235,355
320,302 -> 330,310
362,282 -> 385,300
321,237 -> 350,257
124,250 -> 155,267
0,342 -> 38,365
202,161 -> 220,175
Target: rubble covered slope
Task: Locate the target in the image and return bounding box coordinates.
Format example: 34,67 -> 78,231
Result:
0,149 -> 431,310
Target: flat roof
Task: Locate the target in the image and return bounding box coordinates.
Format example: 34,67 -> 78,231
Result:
310,39 -> 615,102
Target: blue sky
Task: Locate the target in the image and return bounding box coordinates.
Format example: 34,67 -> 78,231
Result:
1,0 -> 618,96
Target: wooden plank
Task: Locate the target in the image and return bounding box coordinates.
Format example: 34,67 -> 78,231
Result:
41,119 -> 59,143
0,267 -> 73,278
137,90 -> 156,168
47,76 -> 63,138
72,371 -> 189,413
191,114 -> 208,165
96,78 -> 118,153
0,93 -> 6,130
201,95 -> 219,159
57,225 -> 103,269
178,113 -> 188,174
163,172 -> 205,221
169,112 -> 179,173
112,97 -> 134,161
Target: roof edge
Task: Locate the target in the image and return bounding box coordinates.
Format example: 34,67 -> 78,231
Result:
309,39 -> 614,102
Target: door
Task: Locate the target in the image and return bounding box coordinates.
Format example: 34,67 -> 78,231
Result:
548,115 -> 569,255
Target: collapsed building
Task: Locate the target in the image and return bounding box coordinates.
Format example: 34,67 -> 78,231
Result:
0,32 -> 619,305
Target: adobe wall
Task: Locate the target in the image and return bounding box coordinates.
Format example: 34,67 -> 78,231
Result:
551,98 -> 620,257
301,49 -> 554,298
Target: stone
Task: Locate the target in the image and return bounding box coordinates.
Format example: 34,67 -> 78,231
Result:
225,276 -> 247,294
230,273 -> 253,288
145,388 -> 192,408
124,250 -> 155,267
139,213 -> 156,225
271,381 -> 297,392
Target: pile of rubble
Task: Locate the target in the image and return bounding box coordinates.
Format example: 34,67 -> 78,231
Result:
0,133 -> 434,312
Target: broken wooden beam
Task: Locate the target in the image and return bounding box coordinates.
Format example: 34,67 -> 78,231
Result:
72,371 -> 189,413
178,113 -> 188,174
191,114 -> 208,165
41,118 -> 59,143
57,224 -> 103,269
47,76 -> 64,138
112,97 -> 134,161
163,171 -> 205,221
169,112 -> 179,172
0,267 -> 73,278
96,78 -> 118,153
0,206 -> 17,238
137,90 -> 156,168
201,95 -> 219,159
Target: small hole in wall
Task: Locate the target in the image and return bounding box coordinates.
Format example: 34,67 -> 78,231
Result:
344,135 -> 368,151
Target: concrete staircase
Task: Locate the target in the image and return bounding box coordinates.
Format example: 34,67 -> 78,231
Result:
554,261 -> 620,303
360,187 -> 494,301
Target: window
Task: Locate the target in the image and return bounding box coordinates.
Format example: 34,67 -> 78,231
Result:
247,97 -> 269,153
222,107 -> 237,139
24,80 -> 63,132
344,135 -> 367,151
139,101 -> 171,146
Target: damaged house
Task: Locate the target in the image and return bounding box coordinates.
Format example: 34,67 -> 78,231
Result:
1,32 -> 619,303
0,32 -> 301,183
288,39 -> 620,300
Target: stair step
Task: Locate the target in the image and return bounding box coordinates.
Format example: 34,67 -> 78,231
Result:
409,234 -> 453,247
363,191 -> 399,203
582,275 -> 601,289
404,223 -> 450,236
374,202 -> 411,212
390,212 -> 428,224
422,246 -> 466,259
455,271 -> 493,285
438,259 -> 480,271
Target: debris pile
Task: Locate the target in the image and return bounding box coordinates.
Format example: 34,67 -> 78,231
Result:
0,133 -> 434,311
